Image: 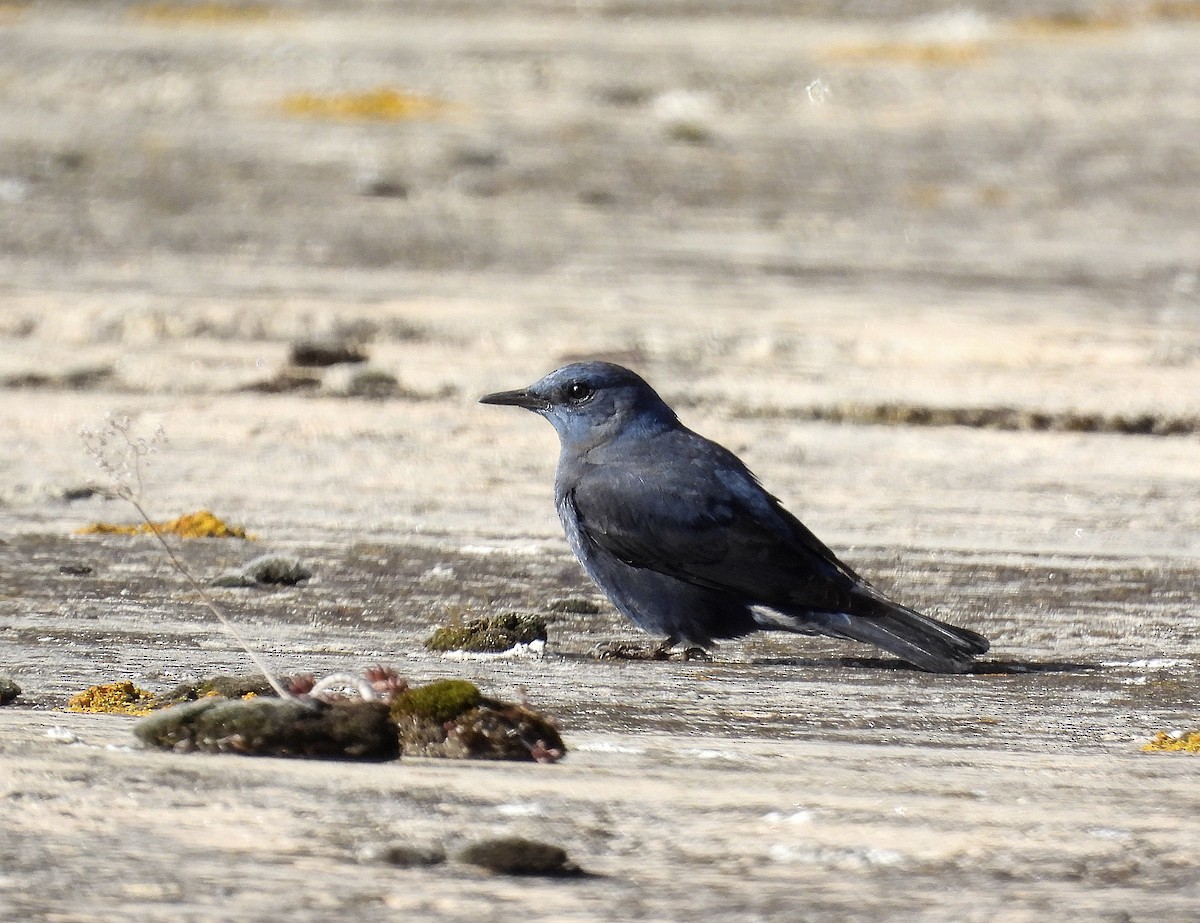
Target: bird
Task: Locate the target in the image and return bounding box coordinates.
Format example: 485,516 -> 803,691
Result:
480,361 -> 989,673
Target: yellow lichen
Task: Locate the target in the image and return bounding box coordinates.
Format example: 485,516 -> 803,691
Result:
76,509 -> 248,539
129,2 -> 276,24
1142,730 -> 1200,753
1013,12 -> 1130,36
820,41 -> 990,67
280,88 -> 453,122
68,681 -> 157,716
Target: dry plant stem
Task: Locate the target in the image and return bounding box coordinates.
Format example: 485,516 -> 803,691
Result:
309,674 -> 379,701
83,414 -> 293,702
128,497 -> 294,701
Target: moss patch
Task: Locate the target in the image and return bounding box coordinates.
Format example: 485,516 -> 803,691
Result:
134,697 -> 400,761
76,509 -> 248,539
391,679 -> 565,762
426,613 -> 547,653
68,681 -> 157,716
161,674 -> 279,705
391,679 -> 482,725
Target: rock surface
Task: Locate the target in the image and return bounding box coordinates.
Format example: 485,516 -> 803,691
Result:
1,1 -> 1199,920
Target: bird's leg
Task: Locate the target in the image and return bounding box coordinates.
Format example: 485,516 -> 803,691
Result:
650,638 -> 712,660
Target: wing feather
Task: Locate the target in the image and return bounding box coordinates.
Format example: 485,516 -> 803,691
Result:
568,441 -> 862,613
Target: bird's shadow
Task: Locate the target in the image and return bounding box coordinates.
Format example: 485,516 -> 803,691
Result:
748,656 -> 1103,676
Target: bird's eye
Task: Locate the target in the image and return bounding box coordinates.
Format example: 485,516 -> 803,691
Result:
565,381 -> 594,403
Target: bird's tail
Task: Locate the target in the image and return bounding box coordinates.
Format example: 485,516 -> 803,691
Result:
767,594 -> 990,674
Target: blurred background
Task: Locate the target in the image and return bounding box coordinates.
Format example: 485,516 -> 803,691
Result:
2,2 -> 1198,285
0,0 -> 1197,552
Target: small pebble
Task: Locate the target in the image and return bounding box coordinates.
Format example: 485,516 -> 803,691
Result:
289,339 -> 369,367
457,837 -> 581,877
0,675 -> 21,706
358,844 -> 446,867
211,554 -> 313,588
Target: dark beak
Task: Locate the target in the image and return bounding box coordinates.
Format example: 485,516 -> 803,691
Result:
479,387 -> 546,410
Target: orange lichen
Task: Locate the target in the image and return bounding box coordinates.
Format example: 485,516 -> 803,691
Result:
76,509 -> 248,539
1142,730 -> 1200,753
129,2 -> 276,24
68,681 -> 157,716
280,87 -> 453,122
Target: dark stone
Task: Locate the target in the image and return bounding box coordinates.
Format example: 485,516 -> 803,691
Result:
359,843 -> 446,867
0,676 -> 20,706
289,339 -> 369,367
457,837 -> 581,876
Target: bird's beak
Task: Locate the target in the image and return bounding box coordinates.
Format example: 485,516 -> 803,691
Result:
479,387 -> 547,411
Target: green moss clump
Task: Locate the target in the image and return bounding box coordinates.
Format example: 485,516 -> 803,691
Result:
389,679 -> 565,762
425,613 -> 547,653
391,679 -> 482,725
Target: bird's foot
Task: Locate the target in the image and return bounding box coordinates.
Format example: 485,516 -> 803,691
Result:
591,640 -> 713,662
591,640 -> 654,660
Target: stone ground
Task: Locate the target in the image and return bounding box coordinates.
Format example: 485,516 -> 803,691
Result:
1,1 -> 1199,920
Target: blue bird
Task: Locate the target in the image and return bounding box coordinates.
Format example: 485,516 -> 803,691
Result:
480,361 -> 989,672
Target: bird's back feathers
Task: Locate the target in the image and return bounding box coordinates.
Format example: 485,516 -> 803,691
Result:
563,424 -> 988,673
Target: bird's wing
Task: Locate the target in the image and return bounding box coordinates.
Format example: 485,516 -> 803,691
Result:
565,444 -> 864,612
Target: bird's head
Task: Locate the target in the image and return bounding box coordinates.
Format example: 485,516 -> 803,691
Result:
480,361 -> 678,447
